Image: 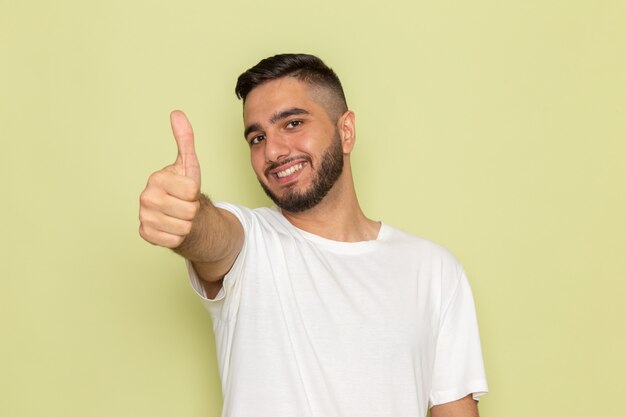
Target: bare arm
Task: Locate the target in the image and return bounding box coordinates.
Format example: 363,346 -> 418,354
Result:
175,194 -> 243,297
139,110 -> 244,293
430,395 -> 479,417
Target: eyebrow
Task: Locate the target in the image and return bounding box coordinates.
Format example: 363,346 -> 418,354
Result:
270,107 -> 310,124
244,107 -> 311,139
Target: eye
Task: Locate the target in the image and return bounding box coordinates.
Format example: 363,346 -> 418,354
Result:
249,134 -> 266,145
286,120 -> 303,129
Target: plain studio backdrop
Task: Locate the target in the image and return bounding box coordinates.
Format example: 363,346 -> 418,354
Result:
1,1 -> 624,416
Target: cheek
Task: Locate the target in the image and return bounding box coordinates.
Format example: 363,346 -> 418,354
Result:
250,151 -> 266,177
293,130 -> 323,152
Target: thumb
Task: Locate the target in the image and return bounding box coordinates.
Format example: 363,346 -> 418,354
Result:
170,110 -> 201,185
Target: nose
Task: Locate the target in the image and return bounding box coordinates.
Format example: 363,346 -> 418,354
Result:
264,133 -> 290,163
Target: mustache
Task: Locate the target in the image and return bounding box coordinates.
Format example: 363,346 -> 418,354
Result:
264,156 -> 312,177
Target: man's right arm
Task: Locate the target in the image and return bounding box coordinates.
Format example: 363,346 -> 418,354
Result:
138,110 -> 244,295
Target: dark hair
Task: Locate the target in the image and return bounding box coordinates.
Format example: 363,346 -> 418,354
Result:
235,53 -> 348,112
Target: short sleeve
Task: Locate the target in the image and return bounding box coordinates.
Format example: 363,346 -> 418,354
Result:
429,269 -> 488,407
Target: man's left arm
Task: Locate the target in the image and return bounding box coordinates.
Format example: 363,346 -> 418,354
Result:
429,264 -> 487,415
430,395 -> 479,417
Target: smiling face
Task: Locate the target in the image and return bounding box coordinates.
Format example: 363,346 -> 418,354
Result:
243,77 -> 348,213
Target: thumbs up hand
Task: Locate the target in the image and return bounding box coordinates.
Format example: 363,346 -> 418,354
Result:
139,111 -> 202,249
171,110 -> 201,186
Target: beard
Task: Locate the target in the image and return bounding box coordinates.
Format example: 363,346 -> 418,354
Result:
258,132 -> 344,213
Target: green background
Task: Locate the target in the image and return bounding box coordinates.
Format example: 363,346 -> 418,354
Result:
2,0 -> 624,416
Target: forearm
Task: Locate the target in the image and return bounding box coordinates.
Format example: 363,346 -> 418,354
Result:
174,194 -> 244,281
139,111 -> 244,284
430,395 -> 479,417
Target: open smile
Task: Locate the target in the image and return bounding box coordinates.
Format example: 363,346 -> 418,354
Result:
265,157 -> 311,183
275,162 -> 305,178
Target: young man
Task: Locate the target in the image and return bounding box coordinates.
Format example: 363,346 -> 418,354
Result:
139,54 -> 488,417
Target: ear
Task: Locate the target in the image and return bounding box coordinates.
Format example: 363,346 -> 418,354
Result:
337,110 -> 356,154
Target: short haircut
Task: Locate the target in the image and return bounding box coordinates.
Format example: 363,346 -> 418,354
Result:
235,53 -> 348,117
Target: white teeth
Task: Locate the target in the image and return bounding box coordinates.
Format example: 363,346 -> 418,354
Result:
276,163 -> 304,178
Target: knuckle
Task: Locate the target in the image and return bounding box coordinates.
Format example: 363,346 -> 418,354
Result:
139,204 -> 156,222
138,210 -> 150,224
138,225 -> 155,243
140,187 -> 162,208
147,171 -> 160,186
139,192 -> 151,207
140,190 -> 166,212
147,170 -> 168,187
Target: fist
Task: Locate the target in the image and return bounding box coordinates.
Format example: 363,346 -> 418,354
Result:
139,110 -> 202,248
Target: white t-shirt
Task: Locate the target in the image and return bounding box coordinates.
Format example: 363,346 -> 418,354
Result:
187,203 -> 488,417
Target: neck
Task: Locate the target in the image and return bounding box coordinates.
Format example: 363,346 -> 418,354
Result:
280,166 -> 380,242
